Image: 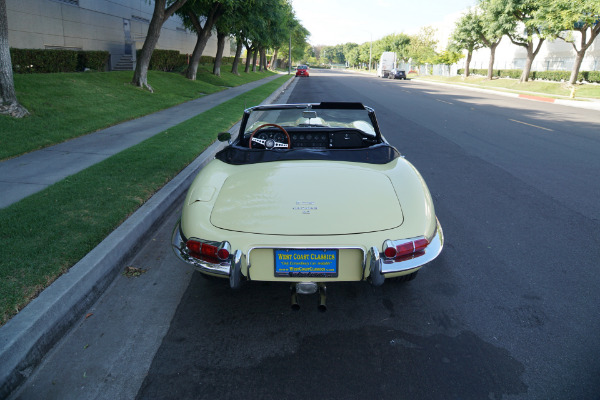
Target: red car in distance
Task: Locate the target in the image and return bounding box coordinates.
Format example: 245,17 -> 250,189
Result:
295,65 -> 309,77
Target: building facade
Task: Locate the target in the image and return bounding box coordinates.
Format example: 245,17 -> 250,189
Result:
432,10 -> 599,76
5,0 -> 227,70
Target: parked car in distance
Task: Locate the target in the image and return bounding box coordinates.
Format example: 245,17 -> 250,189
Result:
296,65 -> 309,77
171,102 -> 443,310
388,68 -> 407,80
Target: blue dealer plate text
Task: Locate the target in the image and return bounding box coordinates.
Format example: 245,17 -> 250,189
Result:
274,249 -> 338,277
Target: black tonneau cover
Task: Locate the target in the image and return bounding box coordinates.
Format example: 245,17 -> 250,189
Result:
215,143 -> 401,165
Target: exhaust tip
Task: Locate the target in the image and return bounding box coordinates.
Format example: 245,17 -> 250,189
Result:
291,285 -> 300,310
318,284 -> 327,312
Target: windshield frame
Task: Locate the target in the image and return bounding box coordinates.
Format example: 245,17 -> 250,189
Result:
237,102 -> 383,142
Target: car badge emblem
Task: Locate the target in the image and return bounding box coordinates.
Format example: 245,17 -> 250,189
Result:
293,201 -> 317,214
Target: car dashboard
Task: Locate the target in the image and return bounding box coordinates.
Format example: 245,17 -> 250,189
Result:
245,127 -> 378,149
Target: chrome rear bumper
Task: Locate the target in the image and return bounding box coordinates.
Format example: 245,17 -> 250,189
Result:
171,222 -> 231,277
172,218 -> 444,287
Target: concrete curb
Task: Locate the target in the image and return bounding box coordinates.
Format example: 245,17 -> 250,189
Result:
0,75 -> 296,398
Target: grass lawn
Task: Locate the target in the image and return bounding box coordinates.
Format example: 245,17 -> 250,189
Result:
411,74 -> 600,100
1,66 -> 276,160
0,74 -> 292,325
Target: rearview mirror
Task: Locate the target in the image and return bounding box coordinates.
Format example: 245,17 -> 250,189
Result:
302,111 -> 317,119
217,132 -> 231,143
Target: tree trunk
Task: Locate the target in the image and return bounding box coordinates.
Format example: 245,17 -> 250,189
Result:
464,50 -> 472,77
271,48 -> 279,70
261,48 -> 268,70
520,47 -> 534,83
0,0 -> 28,117
258,47 -> 264,72
567,26 -> 600,85
569,49 -> 585,85
487,41 -> 499,80
251,49 -> 258,72
244,43 -> 252,73
231,40 -> 243,75
185,6 -> 221,80
511,37 -> 543,83
131,0 -> 188,92
212,30 -> 226,76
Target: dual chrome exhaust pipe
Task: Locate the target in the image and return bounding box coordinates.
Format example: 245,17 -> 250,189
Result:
291,282 -> 327,312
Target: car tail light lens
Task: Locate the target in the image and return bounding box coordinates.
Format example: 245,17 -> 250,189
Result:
217,247 -> 230,260
186,239 -> 230,261
384,246 -> 397,258
383,237 -> 430,260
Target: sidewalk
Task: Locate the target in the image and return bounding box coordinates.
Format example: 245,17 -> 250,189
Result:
0,74 -> 297,399
0,74 -> 284,209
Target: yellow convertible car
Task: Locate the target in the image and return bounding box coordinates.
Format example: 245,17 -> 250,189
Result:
172,102 -> 443,310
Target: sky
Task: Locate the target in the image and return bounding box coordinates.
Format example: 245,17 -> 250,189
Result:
290,0 -> 477,46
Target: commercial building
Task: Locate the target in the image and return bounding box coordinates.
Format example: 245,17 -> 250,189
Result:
5,0 -> 227,70
434,10 -> 599,75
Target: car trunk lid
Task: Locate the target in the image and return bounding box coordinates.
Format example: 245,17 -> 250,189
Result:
210,164 -> 403,235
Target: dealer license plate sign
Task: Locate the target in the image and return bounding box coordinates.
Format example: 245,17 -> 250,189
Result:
274,249 -> 338,277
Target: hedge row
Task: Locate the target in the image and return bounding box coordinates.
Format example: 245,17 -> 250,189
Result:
458,68 -> 600,83
10,48 -> 109,73
10,48 -> 238,74
139,49 -> 237,72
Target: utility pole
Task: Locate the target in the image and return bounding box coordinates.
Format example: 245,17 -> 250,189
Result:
288,33 -> 292,75
369,35 -> 372,72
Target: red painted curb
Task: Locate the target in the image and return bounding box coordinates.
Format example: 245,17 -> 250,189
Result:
519,94 -> 555,103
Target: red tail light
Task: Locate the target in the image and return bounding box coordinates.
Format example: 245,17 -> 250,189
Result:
217,248 -> 230,260
383,237 -> 430,260
186,239 -> 230,260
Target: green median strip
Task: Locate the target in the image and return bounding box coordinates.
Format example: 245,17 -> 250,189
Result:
0,74 -> 292,325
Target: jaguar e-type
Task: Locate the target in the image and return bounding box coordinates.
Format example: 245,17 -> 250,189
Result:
172,102 -> 443,310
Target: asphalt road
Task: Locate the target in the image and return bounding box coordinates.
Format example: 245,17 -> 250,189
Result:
11,69 -> 600,400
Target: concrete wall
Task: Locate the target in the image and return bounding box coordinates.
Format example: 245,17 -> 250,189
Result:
466,32 -> 600,73
5,0 -> 228,70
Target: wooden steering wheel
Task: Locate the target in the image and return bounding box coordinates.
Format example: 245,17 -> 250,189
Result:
249,123 -> 291,149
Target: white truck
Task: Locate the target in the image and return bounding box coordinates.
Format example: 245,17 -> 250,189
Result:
377,52 -> 396,78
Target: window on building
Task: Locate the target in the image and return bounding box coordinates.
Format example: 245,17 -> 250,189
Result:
53,0 -> 80,5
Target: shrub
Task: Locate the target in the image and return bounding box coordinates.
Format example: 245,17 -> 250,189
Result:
531,71 -> 571,81
77,51 -> 109,71
10,48 -> 109,73
580,71 -> 600,83
137,49 -> 187,72
11,48 -> 78,73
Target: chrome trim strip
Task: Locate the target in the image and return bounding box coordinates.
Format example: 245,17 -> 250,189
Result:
380,219 -> 444,274
170,221 -> 231,277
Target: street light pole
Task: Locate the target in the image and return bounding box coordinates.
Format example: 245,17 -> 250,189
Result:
369,34 -> 372,72
288,33 -> 292,75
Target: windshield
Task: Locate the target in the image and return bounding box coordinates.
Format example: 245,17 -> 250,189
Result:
243,106 -> 376,136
